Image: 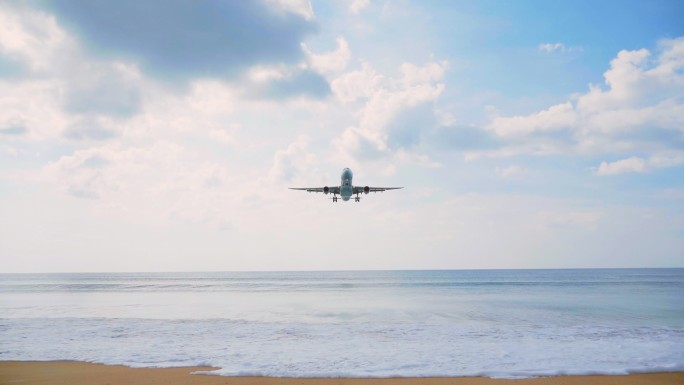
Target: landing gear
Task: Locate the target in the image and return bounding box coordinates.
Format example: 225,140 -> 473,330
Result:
332,195 -> 338,202
354,194 -> 360,202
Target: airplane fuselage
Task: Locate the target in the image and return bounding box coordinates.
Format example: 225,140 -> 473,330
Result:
339,168 -> 353,201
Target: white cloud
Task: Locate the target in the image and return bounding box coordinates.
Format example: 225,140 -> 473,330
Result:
399,61 -> 447,87
358,83 -> 445,135
332,125 -> 387,160
41,142 -> 187,198
117,78 -> 250,146
0,79 -> 66,141
596,153 -> 684,175
330,60 -> 446,164
595,156 -> 647,175
395,149 -> 443,168
269,135 -> 319,182
577,49 -> 651,112
331,62 -> 385,103
184,80 -> 237,116
476,37 -> 684,175
582,100 -> 683,135
0,2 -> 147,140
247,64 -> 291,82
62,61 -> 144,117
487,102 -> 577,137
302,37 -> 351,74
38,141 -> 273,229
496,165 -> 528,178
0,3 -> 335,233
263,0 -> 315,20
539,43 -> 566,53
349,0 -> 371,14
0,5 -> 71,140
538,42 -> 582,54
334,81 -> 445,157
242,65 -> 330,99
575,39 -> 684,120
0,4 -> 71,71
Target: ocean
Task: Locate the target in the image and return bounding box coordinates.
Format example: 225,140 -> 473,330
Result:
1,269 -> 683,378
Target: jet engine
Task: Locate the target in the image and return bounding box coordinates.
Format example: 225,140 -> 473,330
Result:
364,186 -> 370,194
323,186 -> 329,194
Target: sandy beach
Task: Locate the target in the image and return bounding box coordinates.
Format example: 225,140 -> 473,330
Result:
0,361 -> 682,385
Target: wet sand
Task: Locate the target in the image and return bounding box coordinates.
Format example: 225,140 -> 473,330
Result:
1,361 -> 682,385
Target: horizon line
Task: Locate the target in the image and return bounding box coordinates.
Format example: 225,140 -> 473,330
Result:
2,266 -> 683,275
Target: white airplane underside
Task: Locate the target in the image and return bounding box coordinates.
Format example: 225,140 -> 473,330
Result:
289,168 -> 402,202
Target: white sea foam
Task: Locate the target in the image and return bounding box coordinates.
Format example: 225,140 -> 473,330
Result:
1,269 -> 683,378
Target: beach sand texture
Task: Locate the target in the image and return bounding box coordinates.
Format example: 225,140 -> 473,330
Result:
1,361 -> 682,385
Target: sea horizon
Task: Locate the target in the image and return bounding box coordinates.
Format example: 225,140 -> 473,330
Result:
4,266 -> 683,275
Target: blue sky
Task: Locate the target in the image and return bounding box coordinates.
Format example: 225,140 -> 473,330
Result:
0,0 -> 682,272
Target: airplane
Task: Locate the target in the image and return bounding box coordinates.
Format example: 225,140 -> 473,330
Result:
290,168 -> 402,202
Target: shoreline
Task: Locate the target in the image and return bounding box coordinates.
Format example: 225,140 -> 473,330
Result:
1,361 -> 683,385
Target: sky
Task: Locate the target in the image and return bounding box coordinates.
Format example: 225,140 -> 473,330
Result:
1,0 -> 683,273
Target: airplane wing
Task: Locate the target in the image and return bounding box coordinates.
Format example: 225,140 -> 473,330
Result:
289,187 -> 341,194
353,186 -> 403,193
